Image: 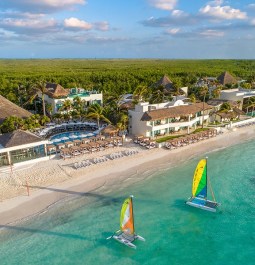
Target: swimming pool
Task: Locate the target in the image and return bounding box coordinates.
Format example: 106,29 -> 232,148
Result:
50,131 -> 97,144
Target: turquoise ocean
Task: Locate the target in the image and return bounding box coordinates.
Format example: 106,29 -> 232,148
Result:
0,139 -> 254,265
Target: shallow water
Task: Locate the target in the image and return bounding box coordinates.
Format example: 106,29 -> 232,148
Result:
0,139 -> 254,265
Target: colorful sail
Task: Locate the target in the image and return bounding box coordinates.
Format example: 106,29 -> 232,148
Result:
192,159 -> 207,198
120,197 -> 134,235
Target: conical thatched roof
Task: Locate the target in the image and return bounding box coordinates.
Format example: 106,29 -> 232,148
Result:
101,125 -> 119,134
0,95 -> 32,125
45,83 -> 69,98
153,75 -> 173,90
0,130 -> 43,148
217,72 -> 237,85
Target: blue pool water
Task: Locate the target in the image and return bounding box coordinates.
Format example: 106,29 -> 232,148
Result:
0,139 -> 255,265
50,131 -> 97,143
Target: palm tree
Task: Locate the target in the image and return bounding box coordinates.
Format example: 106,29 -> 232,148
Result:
199,86 -> 208,128
86,103 -> 111,129
133,85 -> 149,102
189,93 -> 197,103
220,102 -> 231,112
150,85 -> 165,104
73,96 -> 85,113
172,79 -> 183,97
60,99 -> 72,112
116,113 -> 129,132
244,97 -> 255,115
33,80 -> 48,116
212,86 -> 222,99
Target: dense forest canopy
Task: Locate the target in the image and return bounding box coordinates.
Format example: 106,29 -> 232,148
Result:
1,59 -> 255,133
0,59 -> 255,105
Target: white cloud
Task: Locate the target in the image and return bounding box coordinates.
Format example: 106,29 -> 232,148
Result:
248,4 -> 255,10
0,0 -> 86,13
40,0 -> 85,7
172,10 -> 185,17
251,19 -> 255,26
148,0 -> 177,11
93,21 -> 109,31
166,28 -> 180,34
199,5 -> 247,20
64,17 -> 92,30
200,29 -> 224,37
207,0 -> 224,6
2,18 -> 56,29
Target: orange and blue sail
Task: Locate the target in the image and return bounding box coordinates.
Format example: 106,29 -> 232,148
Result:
192,159 -> 207,199
120,197 -> 134,235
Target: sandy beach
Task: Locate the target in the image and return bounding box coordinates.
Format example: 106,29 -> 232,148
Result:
0,125 -> 255,226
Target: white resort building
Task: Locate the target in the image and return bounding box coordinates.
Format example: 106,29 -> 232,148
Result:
128,101 -> 212,138
39,83 -> 103,114
0,130 -> 48,167
220,88 -> 255,109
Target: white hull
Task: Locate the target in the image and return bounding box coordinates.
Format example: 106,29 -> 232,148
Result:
186,197 -> 219,212
113,233 -> 145,249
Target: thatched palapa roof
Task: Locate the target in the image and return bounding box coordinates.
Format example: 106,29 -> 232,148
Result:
153,75 -> 173,90
0,130 -> 44,148
45,83 -> 69,98
141,103 -> 212,121
217,72 -> 237,85
0,95 -> 32,125
101,125 -> 119,134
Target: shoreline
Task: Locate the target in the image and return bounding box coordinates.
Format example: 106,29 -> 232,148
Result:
0,125 -> 255,226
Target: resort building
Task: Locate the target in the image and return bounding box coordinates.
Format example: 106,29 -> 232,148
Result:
0,130 -> 48,167
0,95 -> 32,125
39,83 -> 103,114
219,88 -> 255,109
128,101 -> 212,138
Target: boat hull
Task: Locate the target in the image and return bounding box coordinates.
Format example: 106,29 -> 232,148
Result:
113,232 -> 145,249
186,197 -> 219,212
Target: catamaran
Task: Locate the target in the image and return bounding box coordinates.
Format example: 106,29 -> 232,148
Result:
186,157 -> 219,212
107,195 -> 145,249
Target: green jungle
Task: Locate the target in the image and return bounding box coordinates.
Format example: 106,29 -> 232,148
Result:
0,59 -> 254,133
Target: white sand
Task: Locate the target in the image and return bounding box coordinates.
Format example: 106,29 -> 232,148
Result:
0,126 -> 254,225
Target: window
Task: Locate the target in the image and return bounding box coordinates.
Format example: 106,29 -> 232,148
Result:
0,153 -> 9,167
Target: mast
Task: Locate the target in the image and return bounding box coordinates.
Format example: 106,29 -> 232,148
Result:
130,195 -> 135,234
205,157 -> 208,199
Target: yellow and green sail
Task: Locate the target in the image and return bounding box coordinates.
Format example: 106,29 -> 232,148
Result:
120,197 -> 134,235
192,159 -> 207,199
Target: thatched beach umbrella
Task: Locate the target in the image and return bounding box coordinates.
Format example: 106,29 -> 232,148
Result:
101,125 -> 119,137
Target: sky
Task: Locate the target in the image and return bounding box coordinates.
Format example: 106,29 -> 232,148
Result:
0,0 -> 255,59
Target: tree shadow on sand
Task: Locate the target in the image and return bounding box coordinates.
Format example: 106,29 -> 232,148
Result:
0,225 -> 87,240
22,185 -> 124,206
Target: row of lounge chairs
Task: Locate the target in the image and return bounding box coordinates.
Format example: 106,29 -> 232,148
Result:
73,160 -> 92,169
124,149 -> 139,156
110,152 -> 124,160
165,129 -> 217,150
94,156 -> 108,163
133,136 -> 156,149
73,149 -> 139,169
58,137 -> 123,159
235,121 -> 255,128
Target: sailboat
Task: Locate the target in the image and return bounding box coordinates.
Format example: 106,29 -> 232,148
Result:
107,195 -> 145,249
186,157 -> 219,212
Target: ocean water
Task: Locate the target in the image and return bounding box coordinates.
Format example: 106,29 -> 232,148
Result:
0,139 -> 255,265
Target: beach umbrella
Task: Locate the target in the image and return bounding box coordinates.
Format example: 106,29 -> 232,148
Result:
69,134 -> 78,139
80,133 -> 89,138
52,138 -> 61,143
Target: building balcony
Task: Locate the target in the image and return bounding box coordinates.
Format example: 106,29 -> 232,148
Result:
149,116 -> 208,130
